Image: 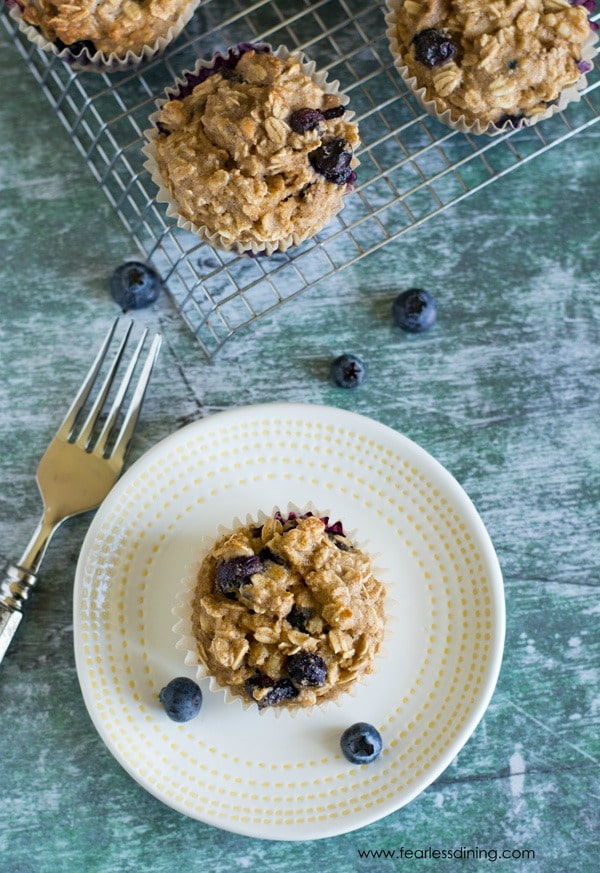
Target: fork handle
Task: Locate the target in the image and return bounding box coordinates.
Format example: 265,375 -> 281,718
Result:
0,563 -> 39,613
0,566 -> 37,664
0,602 -> 24,663
0,515 -> 59,665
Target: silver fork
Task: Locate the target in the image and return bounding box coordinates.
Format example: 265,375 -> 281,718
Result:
0,318 -> 162,664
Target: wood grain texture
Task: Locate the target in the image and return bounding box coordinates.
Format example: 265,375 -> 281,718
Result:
1,20 -> 599,873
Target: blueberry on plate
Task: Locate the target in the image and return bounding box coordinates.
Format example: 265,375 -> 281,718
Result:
340,722 -> 383,764
330,353 -> 366,388
159,677 -> 203,722
392,288 -> 437,333
110,261 -> 162,311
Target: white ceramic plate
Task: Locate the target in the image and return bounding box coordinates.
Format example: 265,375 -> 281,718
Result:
73,403 -> 504,840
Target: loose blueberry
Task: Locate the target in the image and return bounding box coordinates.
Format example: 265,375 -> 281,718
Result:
287,651 -> 328,687
215,555 -> 264,598
340,722 -> 383,764
412,29 -> 457,68
392,288 -> 437,333
159,677 -> 203,722
290,107 -> 325,133
309,137 -> 353,184
110,261 -> 162,311
330,353 -> 366,388
245,673 -> 299,707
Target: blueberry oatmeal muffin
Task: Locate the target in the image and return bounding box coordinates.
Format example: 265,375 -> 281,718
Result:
186,513 -> 386,710
6,0 -> 200,70
142,45 -> 360,254
385,0 -> 598,133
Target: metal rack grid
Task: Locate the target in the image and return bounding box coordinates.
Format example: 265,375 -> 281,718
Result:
3,3 -> 599,357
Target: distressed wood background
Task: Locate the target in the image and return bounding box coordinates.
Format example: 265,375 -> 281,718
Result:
0,13 -> 598,873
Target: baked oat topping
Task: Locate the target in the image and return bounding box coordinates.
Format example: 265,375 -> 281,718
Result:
393,0 -> 594,127
152,49 -> 359,251
191,514 -> 386,709
15,0 -> 196,55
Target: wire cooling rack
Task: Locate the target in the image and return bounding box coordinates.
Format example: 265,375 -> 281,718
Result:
3,4 -> 599,357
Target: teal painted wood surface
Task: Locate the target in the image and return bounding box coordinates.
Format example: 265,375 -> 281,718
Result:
0,20 -> 599,873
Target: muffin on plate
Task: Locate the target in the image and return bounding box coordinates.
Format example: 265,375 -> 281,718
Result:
6,0 -> 200,72
176,512 -> 386,711
385,0 -> 598,135
142,44 -> 360,255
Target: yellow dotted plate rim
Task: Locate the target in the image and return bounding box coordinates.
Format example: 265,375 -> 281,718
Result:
73,402 -> 505,840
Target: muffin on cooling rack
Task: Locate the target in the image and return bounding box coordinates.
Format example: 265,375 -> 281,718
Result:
385,0 -> 598,135
6,0 -> 201,72
174,511 -> 387,711
142,44 -> 360,255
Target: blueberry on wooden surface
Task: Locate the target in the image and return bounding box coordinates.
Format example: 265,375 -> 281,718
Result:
159,677 -> 203,722
340,722 -> 383,764
287,651 -> 328,687
110,261 -> 162,311
412,29 -> 457,67
392,288 -> 437,333
330,353 -> 366,388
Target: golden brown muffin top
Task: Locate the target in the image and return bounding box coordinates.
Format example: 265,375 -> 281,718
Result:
18,0 -> 197,55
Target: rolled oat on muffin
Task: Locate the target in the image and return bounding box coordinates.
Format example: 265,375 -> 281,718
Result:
6,0 -> 200,72
182,512 -> 386,710
385,0 -> 598,135
142,45 -> 360,255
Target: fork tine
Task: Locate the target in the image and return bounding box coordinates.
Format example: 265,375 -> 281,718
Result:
98,332 -> 162,463
74,320 -> 135,449
54,318 -> 119,441
93,327 -> 148,453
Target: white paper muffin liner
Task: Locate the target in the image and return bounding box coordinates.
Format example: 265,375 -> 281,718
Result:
7,0 -> 200,73
141,44 -> 358,256
384,0 -> 598,137
172,501 -> 392,718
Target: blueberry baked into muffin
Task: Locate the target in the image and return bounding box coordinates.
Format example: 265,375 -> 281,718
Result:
386,0 -> 597,132
143,46 -> 359,254
190,513 -> 386,710
6,0 -> 200,67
